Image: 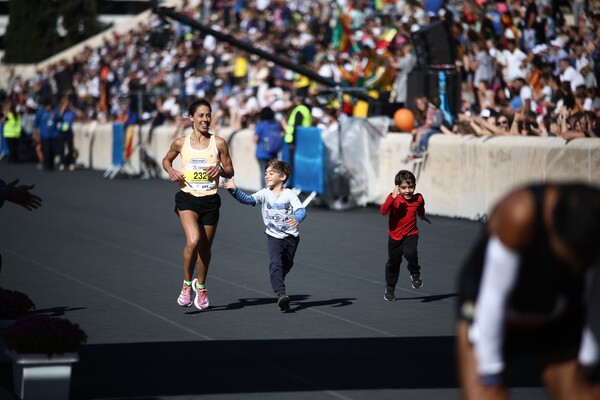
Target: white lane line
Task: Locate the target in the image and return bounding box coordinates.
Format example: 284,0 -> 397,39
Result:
1,247 -> 214,340
3,221 -> 400,339
1,247 -> 358,400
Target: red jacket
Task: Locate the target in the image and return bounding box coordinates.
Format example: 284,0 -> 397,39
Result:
380,193 -> 425,240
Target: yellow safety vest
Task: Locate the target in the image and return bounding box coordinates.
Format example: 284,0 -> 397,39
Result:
284,105 -> 312,144
3,112 -> 21,139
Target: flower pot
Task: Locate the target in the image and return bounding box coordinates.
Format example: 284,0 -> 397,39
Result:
0,320 -> 15,363
5,350 -> 79,400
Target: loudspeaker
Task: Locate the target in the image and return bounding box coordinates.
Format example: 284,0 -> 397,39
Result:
411,29 -> 429,68
412,21 -> 455,67
406,69 -> 461,118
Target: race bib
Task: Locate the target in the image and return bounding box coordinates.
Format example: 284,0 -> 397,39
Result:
183,162 -> 217,191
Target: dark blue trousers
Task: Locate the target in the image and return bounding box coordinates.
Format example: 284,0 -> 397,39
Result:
266,234 -> 300,296
41,138 -> 57,171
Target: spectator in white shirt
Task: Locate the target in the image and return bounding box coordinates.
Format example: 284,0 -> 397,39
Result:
498,39 -> 527,83
559,57 -> 586,93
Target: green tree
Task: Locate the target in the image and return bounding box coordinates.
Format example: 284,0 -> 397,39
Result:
4,0 -> 106,63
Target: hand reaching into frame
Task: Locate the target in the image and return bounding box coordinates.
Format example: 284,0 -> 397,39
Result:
2,179 -> 42,211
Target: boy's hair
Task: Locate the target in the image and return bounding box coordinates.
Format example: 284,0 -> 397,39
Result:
265,159 -> 292,183
395,170 -> 416,186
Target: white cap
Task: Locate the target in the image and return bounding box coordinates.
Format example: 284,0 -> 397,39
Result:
26,98 -> 37,109
550,38 -> 564,48
480,109 -> 491,118
532,44 -> 548,55
311,107 -> 324,119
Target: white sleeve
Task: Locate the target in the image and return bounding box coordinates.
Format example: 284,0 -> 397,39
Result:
579,266 -> 600,367
473,235 -> 521,376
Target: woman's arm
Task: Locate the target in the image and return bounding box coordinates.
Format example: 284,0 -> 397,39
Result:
215,136 -> 234,179
162,137 -> 184,182
473,236 -> 521,382
473,189 -> 535,383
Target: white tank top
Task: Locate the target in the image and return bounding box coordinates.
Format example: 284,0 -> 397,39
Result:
180,134 -> 219,197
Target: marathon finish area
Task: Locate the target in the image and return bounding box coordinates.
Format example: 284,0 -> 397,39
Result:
0,162 -> 546,399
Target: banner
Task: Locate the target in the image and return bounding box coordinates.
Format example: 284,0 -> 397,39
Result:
282,127 -> 325,194
112,123 -> 125,167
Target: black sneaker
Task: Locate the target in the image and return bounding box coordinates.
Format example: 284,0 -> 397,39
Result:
384,289 -> 395,301
411,273 -> 423,289
277,294 -> 291,312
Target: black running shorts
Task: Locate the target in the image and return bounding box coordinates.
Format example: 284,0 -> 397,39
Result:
174,191 -> 221,225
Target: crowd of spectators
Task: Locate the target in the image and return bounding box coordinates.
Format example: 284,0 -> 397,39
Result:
1,0 -> 600,164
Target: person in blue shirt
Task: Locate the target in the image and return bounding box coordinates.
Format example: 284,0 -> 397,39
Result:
57,97 -> 83,171
222,160 -> 306,312
34,101 -> 60,171
254,106 -> 283,187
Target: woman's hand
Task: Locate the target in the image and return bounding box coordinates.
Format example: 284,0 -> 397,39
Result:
167,167 -> 184,182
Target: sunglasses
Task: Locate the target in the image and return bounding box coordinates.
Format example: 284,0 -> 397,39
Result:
497,119 -> 509,125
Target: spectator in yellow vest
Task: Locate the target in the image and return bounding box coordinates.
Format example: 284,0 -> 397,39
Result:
2,100 -> 22,164
283,97 -> 312,187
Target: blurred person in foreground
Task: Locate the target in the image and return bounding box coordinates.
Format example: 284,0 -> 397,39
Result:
457,182 -> 600,399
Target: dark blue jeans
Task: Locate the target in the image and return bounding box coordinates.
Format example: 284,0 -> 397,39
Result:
385,234 -> 420,291
266,234 -> 300,296
417,129 -> 441,153
41,138 -> 57,171
59,129 -> 75,166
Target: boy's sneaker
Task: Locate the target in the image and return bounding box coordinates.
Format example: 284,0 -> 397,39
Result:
177,283 -> 192,307
411,273 -> 423,289
191,278 -> 209,310
277,294 -> 291,312
384,289 -> 395,301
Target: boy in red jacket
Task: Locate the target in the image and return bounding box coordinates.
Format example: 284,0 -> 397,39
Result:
380,170 -> 431,301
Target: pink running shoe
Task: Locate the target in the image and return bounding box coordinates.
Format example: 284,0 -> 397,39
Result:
192,278 -> 209,310
177,283 -> 192,307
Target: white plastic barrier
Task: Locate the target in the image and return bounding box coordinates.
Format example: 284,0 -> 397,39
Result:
412,134 -> 600,219
73,122 -> 600,220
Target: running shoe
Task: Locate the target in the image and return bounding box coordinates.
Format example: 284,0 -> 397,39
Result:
384,289 -> 396,301
277,294 -> 291,312
192,278 -> 209,310
411,273 -> 423,289
177,283 -> 192,307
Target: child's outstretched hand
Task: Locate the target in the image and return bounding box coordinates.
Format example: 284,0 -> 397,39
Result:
221,176 -> 237,190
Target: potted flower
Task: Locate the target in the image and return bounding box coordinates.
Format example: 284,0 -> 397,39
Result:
0,287 -> 36,363
4,314 -> 87,357
0,287 -> 35,320
3,315 -> 87,400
